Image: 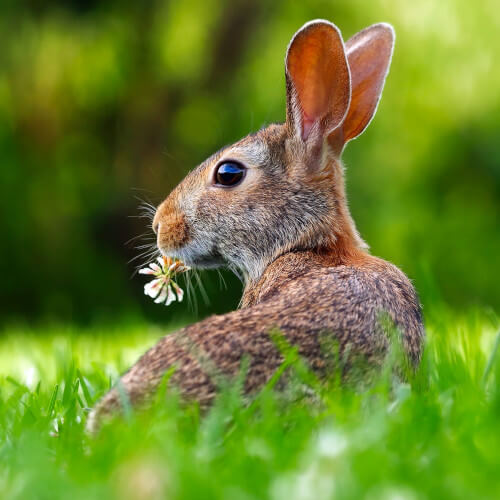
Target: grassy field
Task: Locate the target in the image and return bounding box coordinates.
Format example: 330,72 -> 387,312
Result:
1,308 -> 499,500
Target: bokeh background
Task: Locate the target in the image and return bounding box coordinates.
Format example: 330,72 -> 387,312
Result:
1,0 -> 499,327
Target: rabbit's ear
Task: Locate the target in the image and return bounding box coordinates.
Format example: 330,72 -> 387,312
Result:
329,23 -> 394,154
285,20 -> 350,145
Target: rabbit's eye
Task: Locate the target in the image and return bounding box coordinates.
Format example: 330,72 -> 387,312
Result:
214,162 -> 246,187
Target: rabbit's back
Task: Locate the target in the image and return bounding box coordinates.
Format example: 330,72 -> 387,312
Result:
243,251 -> 424,364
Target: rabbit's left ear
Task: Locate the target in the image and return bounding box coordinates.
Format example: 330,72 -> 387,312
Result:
328,23 -> 395,155
285,20 -> 351,147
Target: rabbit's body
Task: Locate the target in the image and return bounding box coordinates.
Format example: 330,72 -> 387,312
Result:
88,20 -> 425,432
88,250 -> 423,431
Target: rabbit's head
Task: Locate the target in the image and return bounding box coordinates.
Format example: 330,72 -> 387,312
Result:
153,21 -> 394,281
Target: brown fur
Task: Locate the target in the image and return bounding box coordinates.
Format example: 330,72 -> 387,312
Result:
87,250 -> 423,431
87,20 -> 424,433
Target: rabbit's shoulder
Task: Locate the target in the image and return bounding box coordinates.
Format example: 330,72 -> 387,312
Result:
244,251 -> 424,362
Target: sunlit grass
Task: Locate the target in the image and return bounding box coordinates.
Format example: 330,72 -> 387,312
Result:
0,308 -> 499,500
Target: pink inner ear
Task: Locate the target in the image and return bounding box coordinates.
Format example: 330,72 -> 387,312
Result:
286,22 -> 350,143
302,114 -> 315,141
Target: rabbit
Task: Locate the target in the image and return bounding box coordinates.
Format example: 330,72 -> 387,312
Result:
86,20 -> 424,433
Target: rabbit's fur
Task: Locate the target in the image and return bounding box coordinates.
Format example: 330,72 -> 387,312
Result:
87,20 -> 424,433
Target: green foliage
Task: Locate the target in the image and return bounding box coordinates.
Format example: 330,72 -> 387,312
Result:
0,309 -> 499,499
0,0 -> 499,324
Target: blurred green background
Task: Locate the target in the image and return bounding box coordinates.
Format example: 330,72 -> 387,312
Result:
1,0 -> 499,326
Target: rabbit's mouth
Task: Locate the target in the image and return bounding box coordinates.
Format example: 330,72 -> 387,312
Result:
161,241 -> 224,270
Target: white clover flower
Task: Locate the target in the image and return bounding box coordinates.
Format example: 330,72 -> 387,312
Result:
139,256 -> 190,306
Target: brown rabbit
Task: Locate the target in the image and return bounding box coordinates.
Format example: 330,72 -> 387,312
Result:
87,20 -> 424,433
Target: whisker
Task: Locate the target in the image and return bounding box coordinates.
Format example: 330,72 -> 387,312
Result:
126,195 -> 163,279
228,263 -> 244,283
193,269 -> 210,306
128,214 -> 155,221
137,207 -> 156,216
133,238 -> 157,247
134,242 -> 158,250
125,232 -> 155,246
182,270 -> 198,315
128,247 -> 158,265
138,208 -> 156,217
134,196 -> 158,213
134,193 -> 158,204
216,269 -> 228,290
130,248 -> 161,278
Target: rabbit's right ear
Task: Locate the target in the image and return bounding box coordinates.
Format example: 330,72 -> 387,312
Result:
285,21 -> 350,156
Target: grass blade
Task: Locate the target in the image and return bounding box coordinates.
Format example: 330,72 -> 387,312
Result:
47,384 -> 59,418
482,330 -> 500,387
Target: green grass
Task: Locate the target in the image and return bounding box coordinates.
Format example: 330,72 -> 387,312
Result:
1,308 -> 499,500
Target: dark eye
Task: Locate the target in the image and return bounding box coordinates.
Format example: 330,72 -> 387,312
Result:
214,162 -> 245,187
